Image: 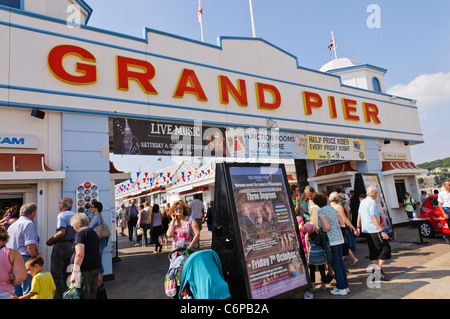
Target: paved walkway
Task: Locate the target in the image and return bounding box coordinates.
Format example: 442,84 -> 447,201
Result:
104,223 -> 450,299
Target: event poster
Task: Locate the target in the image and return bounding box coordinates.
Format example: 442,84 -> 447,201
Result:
228,166 -> 308,299
361,174 -> 393,233
112,118 -> 227,157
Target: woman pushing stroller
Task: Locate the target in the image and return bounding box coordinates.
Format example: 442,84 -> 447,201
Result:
167,200 -> 200,257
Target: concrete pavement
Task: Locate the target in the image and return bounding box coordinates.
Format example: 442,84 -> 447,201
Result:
104,223 -> 450,299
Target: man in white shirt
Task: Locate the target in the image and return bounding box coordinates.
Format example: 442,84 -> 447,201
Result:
189,194 -> 205,232
437,180 -> 450,244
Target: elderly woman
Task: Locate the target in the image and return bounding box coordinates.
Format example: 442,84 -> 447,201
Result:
166,200 -> 200,256
70,213 -> 101,299
0,228 -> 27,299
314,193 -> 349,296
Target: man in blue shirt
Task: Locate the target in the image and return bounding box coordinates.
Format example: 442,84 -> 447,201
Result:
357,185 -> 391,281
126,199 -> 139,241
6,203 -> 39,296
46,197 -> 76,299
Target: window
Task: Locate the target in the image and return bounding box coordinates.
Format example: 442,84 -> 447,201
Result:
0,0 -> 21,9
372,77 -> 382,92
394,180 -> 406,204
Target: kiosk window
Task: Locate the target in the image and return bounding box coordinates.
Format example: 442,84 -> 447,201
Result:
394,180 -> 406,204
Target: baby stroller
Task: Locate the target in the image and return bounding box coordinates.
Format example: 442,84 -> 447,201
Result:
178,249 -> 231,299
165,247 -> 193,298
165,248 -> 231,299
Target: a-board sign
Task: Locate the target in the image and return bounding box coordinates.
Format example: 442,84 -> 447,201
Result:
353,173 -> 393,234
212,162 -> 309,299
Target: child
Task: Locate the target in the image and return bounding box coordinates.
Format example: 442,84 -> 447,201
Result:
296,216 -> 307,255
304,222 -> 327,292
12,255 -> 55,299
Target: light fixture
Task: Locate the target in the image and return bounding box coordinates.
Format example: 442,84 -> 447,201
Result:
383,139 -> 390,144
31,108 -> 45,119
404,141 -> 409,146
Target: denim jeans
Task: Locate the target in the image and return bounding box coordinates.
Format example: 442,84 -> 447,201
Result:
99,238 -> 107,274
135,224 -> 148,246
14,255 -> 32,296
330,244 -> 349,290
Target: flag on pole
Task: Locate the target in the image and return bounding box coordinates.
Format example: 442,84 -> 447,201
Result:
198,0 -> 203,23
328,39 -> 334,55
198,0 -> 204,42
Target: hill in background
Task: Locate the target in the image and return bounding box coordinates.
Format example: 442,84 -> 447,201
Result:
417,157 -> 450,170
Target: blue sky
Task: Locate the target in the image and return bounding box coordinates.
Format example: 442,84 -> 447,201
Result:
85,1 -> 450,172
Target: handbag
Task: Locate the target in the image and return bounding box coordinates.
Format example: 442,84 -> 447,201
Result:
94,216 -> 111,240
97,280 -> 108,299
322,231 -> 333,263
136,227 -> 144,236
62,284 -> 85,299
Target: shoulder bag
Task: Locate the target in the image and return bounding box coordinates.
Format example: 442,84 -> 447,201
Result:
94,216 -> 111,240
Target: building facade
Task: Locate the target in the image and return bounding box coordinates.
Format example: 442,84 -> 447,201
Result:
0,0 -> 424,276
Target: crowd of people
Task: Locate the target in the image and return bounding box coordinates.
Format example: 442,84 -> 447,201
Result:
1,179 -> 449,300
115,194 -> 214,256
292,184 -> 392,296
0,198 -> 110,299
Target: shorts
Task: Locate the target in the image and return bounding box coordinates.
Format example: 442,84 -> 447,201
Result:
366,232 -> 391,261
195,218 -> 203,232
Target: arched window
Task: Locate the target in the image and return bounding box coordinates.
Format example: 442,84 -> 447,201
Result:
372,77 -> 382,92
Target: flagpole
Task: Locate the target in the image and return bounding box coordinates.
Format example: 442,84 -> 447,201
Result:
249,0 -> 256,37
198,0 -> 204,42
331,31 -> 338,59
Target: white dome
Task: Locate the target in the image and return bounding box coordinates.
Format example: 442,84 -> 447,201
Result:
319,58 -> 361,72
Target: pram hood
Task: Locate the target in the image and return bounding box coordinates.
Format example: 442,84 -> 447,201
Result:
179,249 -> 231,299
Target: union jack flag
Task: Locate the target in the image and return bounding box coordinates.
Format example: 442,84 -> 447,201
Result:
328,39 -> 334,55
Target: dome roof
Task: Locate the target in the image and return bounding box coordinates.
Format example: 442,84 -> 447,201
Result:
319,58 -> 361,72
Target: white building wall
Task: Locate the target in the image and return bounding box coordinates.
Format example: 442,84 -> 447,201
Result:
61,113 -> 112,276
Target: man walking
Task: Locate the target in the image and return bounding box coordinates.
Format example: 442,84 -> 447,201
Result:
438,180 -> 450,244
126,199 -> 139,241
357,185 -> 391,281
189,194 -> 205,249
46,197 -> 76,299
6,203 -> 39,296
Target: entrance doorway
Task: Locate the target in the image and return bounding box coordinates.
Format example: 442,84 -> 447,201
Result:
0,193 -> 23,217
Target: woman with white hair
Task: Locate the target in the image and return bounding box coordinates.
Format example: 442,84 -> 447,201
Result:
70,213 -> 101,299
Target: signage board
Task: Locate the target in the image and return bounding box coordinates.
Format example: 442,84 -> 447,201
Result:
112,118 -> 227,157
0,134 -> 37,149
354,173 -> 393,234
213,162 -> 309,299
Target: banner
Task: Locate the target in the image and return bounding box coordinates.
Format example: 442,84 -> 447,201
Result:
228,165 -> 308,299
112,118 -> 227,157
306,134 -> 366,161
225,129 -> 308,159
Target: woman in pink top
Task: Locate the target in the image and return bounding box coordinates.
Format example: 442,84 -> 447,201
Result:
166,200 -> 200,257
0,228 -> 27,299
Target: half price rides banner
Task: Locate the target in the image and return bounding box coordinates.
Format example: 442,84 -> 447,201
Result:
306,134 -> 366,161
229,166 -> 308,299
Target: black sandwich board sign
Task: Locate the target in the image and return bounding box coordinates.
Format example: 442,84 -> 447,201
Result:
212,162 -> 310,299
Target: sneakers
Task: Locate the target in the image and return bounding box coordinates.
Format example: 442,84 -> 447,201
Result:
380,270 -> 391,281
330,288 -> 348,296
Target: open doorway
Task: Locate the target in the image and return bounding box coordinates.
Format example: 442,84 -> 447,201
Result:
0,193 -> 23,218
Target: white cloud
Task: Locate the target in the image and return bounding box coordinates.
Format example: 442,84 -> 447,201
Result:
387,72 -> 450,109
